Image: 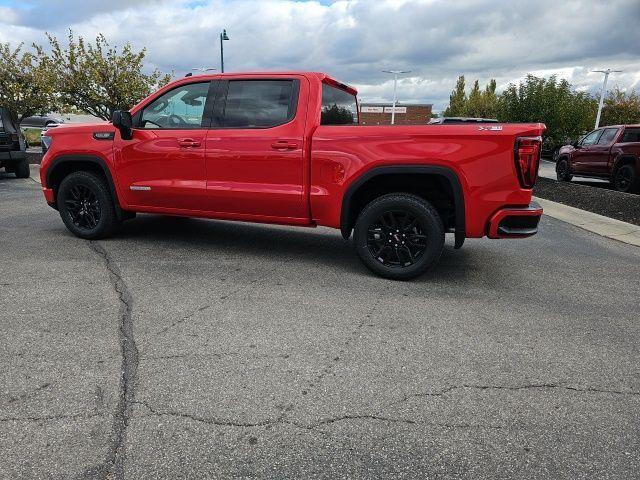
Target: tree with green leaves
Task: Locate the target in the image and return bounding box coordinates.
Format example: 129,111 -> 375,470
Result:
497,75 -> 595,145
0,42 -> 58,125
443,75 -> 466,117
599,87 -> 640,126
43,31 -> 173,121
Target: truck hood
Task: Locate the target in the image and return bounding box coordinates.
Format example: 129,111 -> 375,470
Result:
44,121 -> 114,137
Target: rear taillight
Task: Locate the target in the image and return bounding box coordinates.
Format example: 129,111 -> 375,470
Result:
514,136 -> 541,189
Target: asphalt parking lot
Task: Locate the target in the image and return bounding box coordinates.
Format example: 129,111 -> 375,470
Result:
1,174 -> 639,479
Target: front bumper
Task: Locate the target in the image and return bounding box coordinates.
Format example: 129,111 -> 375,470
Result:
487,202 -> 543,239
43,187 -> 55,204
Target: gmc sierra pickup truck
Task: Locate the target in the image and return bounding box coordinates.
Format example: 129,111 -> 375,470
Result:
40,72 -> 543,279
556,125 -> 640,193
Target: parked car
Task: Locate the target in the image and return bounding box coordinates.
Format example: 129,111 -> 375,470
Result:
40,72 -> 544,279
20,114 -> 65,129
0,107 -> 30,178
428,117 -> 499,124
556,125 -> 640,193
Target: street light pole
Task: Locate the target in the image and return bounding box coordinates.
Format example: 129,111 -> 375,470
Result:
219,29 -> 230,73
382,70 -> 411,125
593,68 -> 622,128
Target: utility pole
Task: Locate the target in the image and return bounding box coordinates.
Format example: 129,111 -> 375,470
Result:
382,70 -> 411,125
220,29 -> 229,73
593,68 -> 622,128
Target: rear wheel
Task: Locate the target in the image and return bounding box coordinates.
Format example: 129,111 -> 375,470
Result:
57,171 -> 120,239
556,158 -> 572,182
613,164 -> 639,193
353,193 -> 444,280
14,160 -> 30,179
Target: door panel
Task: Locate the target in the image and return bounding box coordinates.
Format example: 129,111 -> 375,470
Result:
115,81 -> 214,210
571,129 -> 602,174
204,77 -> 309,219
591,128 -> 619,174
115,129 -> 207,210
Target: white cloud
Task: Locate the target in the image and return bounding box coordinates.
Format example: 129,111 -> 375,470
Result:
1,0 -> 639,109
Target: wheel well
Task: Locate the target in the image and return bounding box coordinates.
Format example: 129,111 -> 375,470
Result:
341,169 -> 465,247
48,161 -> 108,196
45,156 -> 124,218
613,155 -> 637,174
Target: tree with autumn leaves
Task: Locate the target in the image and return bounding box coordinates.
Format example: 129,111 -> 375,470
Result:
0,31 -> 172,125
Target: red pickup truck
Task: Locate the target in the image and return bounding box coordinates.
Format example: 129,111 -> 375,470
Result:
40,72 -> 543,279
556,125 -> 640,193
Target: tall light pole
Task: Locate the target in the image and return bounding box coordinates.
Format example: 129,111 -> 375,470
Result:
593,68 -> 622,128
382,70 -> 411,125
219,29 -> 230,73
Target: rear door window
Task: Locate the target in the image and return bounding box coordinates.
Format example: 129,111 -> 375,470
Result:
596,128 -> 619,145
321,84 -> 358,125
221,80 -> 298,128
621,128 -> 640,143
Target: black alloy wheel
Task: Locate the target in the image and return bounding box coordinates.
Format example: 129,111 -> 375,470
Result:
366,210 -> 427,268
354,193 -> 444,280
65,184 -> 101,230
57,171 -> 120,239
556,159 -> 572,182
613,164 -> 638,193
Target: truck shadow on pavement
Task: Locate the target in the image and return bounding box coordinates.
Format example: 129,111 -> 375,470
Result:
109,214 -> 481,284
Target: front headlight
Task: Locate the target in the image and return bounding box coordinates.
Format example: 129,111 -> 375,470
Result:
41,134 -> 53,151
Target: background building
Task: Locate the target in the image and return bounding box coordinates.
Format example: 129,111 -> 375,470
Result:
359,103 -> 433,125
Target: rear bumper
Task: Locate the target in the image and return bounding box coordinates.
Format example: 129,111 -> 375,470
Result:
0,150 -> 26,162
487,202 -> 543,239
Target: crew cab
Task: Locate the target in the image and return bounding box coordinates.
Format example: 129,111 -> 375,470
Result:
40,72 -> 544,279
556,125 -> 640,193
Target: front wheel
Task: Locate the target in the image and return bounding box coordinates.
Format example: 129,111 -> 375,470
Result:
57,171 -> 120,239
353,194 -> 444,280
556,158 -> 573,182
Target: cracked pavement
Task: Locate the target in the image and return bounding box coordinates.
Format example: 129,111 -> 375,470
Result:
1,174 -> 639,479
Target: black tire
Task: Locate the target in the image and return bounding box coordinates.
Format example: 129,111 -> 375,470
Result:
613,164 -> 639,193
57,171 -> 120,239
556,158 -> 572,182
14,160 -> 30,179
353,193 -> 444,280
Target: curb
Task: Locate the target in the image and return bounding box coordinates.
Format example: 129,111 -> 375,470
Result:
535,196 -> 640,247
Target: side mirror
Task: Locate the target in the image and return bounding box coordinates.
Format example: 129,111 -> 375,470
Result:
112,110 -> 133,140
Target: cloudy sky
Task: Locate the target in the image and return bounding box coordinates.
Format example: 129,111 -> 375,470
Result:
1,0 -> 639,111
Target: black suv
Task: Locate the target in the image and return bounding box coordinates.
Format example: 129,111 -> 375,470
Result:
0,108 -> 29,178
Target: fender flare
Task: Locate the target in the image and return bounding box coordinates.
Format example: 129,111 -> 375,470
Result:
340,165 -> 466,249
46,154 -> 125,220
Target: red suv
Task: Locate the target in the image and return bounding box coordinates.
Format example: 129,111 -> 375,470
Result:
40,72 -> 543,279
556,125 -> 640,193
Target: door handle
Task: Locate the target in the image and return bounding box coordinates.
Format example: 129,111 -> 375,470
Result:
178,138 -> 201,148
271,140 -> 298,150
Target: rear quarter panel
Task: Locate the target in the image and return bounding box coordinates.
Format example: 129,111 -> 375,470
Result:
310,123 -> 544,237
